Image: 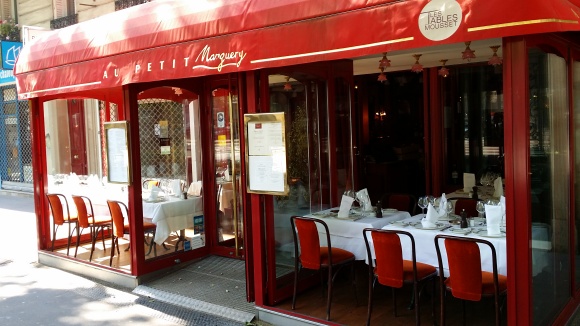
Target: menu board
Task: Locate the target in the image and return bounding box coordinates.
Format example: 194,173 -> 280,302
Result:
244,113 -> 288,195
104,121 -> 131,184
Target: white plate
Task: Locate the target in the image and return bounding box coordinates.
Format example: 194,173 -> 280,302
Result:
413,223 -> 444,230
477,230 -> 505,238
439,214 -> 459,221
450,227 -> 471,234
391,221 -> 408,227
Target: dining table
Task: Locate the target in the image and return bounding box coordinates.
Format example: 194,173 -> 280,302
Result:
306,207 -> 412,260
142,195 -> 204,245
380,214 -> 507,275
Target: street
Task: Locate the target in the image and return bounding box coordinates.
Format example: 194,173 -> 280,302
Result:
0,193 -> 246,326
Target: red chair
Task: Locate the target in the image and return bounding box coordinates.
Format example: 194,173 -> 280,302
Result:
46,193 -> 79,256
434,234 -> 508,326
107,200 -> 157,267
290,215 -> 356,321
363,228 -> 437,326
71,195 -> 112,262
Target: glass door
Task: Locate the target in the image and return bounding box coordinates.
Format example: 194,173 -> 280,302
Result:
528,48 -> 570,325
210,77 -> 244,257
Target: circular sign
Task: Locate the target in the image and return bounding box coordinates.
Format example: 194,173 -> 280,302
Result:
418,0 -> 462,41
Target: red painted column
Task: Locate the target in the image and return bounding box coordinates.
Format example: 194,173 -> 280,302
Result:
503,36 -> 532,326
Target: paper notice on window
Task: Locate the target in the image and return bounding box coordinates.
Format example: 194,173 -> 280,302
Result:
247,121 -> 283,156
107,127 -> 129,183
248,156 -> 285,192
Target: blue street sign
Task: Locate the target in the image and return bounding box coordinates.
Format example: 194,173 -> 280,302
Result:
1,41 -> 22,70
0,69 -> 14,84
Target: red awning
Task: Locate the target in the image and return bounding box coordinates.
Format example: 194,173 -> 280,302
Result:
14,0 -> 580,99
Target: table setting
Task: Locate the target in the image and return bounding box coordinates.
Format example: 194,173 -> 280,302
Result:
377,194 -> 508,274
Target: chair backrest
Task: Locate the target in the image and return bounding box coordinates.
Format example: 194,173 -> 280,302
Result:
451,198 -> 480,217
290,216 -> 329,270
107,200 -> 128,238
434,234 -> 499,301
381,193 -> 417,214
71,195 -> 92,228
364,228 -> 416,288
46,193 -> 68,225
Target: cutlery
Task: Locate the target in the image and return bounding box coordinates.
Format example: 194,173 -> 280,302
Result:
440,225 -> 453,231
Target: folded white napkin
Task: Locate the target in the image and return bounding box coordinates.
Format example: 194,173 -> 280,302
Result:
356,188 -> 372,212
500,196 -> 506,226
438,193 -> 448,216
148,186 -> 161,201
224,165 -> 231,181
422,203 -> 442,228
171,179 -> 182,196
338,195 -> 354,218
463,173 -> 476,192
188,181 -> 202,196
485,204 -> 502,236
493,177 -> 503,197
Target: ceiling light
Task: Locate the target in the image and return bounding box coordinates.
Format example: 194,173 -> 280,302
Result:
438,59 -> 450,78
488,45 -> 503,66
462,41 -> 476,61
411,54 -> 423,73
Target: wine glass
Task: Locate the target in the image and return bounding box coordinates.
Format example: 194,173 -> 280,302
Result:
476,201 -> 485,218
444,201 -> 454,217
418,196 -> 428,214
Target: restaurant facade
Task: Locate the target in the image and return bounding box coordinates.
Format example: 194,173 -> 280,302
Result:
13,0 -> 580,324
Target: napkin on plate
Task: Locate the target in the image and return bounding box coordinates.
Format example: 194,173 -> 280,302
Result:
493,177 -> 503,197
485,203 -> 502,236
148,186 -> 161,201
188,181 -> 202,196
171,179 -> 182,197
338,195 -> 354,218
463,173 -> 476,192
356,188 -> 372,212
422,203 -> 442,228
500,196 -> 506,227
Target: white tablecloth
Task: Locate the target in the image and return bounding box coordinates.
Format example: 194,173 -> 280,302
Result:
143,196 -> 204,244
306,208 -> 411,260
380,215 -> 507,275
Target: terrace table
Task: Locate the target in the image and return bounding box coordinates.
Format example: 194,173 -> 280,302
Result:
380,214 -> 507,275
306,208 -> 411,260
143,195 -> 204,245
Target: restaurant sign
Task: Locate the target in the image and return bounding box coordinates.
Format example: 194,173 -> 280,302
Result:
101,44 -> 247,81
419,0 -> 462,41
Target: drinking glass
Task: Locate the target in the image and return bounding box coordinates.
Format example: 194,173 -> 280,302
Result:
476,201 -> 485,218
418,196 -> 428,214
444,201 -> 454,217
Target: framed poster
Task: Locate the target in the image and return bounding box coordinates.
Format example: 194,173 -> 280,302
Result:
244,112 -> 288,195
104,121 -> 131,184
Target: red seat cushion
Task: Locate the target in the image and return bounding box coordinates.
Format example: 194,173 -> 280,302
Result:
319,247 -> 355,267
403,260 -> 437,282
445,271 -> 508,301
481,271 -> 508,295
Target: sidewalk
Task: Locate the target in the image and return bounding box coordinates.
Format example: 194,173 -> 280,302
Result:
0,193 -> 248,326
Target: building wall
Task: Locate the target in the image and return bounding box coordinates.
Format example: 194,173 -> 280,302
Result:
77,0 -> 114,22
17,0 -> 52,28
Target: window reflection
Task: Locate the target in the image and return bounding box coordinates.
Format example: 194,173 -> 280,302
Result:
442,65 -> 504,190
528,48 -> 570,325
